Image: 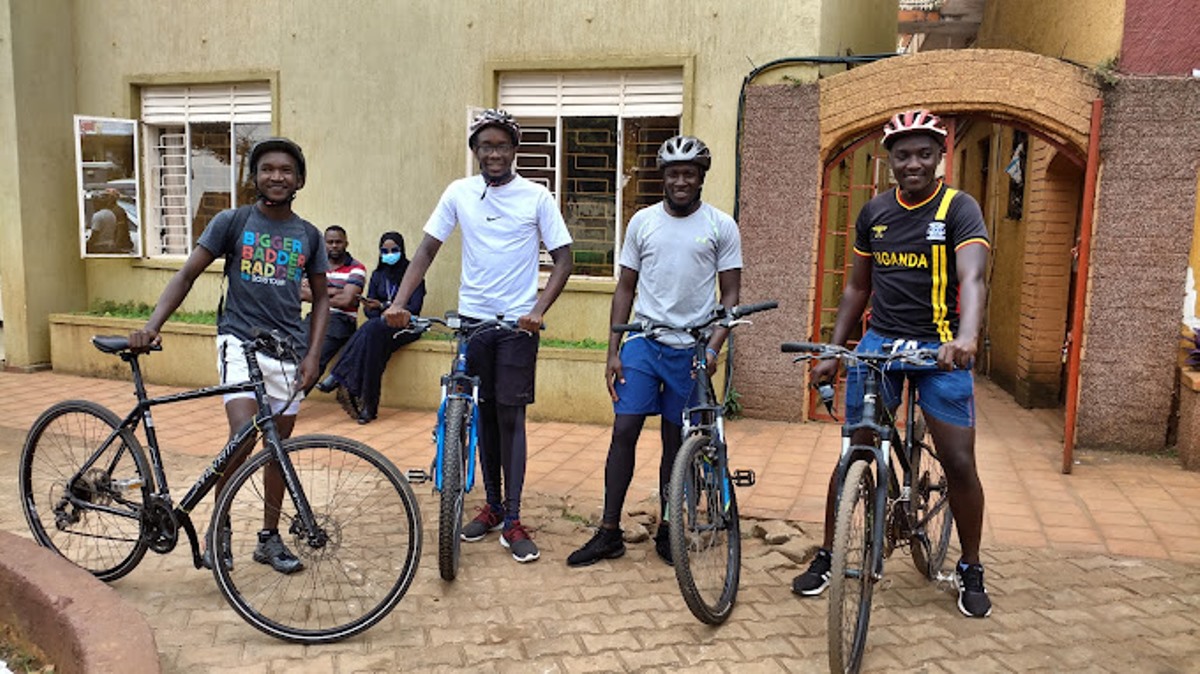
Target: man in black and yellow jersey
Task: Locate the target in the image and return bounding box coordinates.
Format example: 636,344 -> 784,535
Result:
792,110 -> 993,618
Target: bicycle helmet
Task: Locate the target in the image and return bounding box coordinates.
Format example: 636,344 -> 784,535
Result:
656,135 -> 712,171
249,137 -> 307,180
881,109 -> 947,149
468,109 -> 521,149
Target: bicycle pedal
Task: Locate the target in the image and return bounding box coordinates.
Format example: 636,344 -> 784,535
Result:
405,468 -> 430,484
731,469 -> 756,487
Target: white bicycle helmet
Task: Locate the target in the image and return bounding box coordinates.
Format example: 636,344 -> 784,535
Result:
881,109 -> 947,149
656,135 -> 712,170
468,109 -> 521,149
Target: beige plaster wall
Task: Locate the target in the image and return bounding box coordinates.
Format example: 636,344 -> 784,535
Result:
0,0 -> 86,367
976,0 -> 1125,68
58,0 -> 893,341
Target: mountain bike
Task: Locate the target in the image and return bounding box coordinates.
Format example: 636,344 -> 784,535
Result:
401,312 -> 529,581
614,301 -> 777,625
19,330 -> 422,644
782,341 -> 955,673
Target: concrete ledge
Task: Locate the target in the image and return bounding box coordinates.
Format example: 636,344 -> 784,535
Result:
49,314 -> 729,426
0,532 -> 159,674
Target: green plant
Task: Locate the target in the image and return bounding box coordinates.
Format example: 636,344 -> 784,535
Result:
541,336 -> 607,350
1093,56 -> 1120,89
724,387 -> 744,420
85,300 -> 217,325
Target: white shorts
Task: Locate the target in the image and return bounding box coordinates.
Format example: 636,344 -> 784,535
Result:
216,334 -> 303,416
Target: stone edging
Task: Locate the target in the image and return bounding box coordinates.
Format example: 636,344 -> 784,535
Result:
0,531 -> 159,674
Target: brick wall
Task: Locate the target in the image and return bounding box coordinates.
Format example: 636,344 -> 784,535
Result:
734,83 -> 822,421
1077,77 -> 1200,451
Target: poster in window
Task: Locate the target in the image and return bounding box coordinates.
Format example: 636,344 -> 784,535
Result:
74,115 -> 141,257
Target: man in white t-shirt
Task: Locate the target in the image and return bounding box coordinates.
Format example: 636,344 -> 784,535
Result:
385,109 -> 573,564
567,135 -> 743,568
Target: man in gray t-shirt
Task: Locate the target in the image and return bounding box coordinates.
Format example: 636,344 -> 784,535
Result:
568,135 -> 743,568
130,138 -> 328,575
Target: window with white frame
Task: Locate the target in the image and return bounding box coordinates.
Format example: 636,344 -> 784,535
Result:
497,69 -> 683,278
140,83 -> 272,256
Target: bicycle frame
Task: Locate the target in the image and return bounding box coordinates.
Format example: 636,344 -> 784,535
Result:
680,338 -> 734,515
61,341 -> 324,555
433,322 -> 481,494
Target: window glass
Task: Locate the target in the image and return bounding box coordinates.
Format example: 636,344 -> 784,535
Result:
75,116 -> 141,257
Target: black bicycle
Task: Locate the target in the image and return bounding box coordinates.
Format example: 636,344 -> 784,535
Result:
401,313 -> 529,581
19,330 -> 422,644
614,301 -> 777,625
782,341 -> 954,674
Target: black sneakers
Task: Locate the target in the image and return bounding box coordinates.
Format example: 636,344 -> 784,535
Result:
566,527 -> 626,567
956,561 -> 993,618
792,548 -> 832,596
200,522 -> 232,572
253,530 -> 304,574
654,526 -> 673,566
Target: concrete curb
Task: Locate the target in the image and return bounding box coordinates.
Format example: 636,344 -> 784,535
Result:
0,531 -> 159,674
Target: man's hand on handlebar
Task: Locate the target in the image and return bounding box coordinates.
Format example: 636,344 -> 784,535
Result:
516,312 -> 543,334
383,304 -> 411,329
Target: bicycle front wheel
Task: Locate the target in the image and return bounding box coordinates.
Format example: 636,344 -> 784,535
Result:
438,397 -> 468,581
668,434 -> 741,625
20,400 -> 151,581
909,412 -> 954,580
828,458 -> 878,674
211,434 -> 421,644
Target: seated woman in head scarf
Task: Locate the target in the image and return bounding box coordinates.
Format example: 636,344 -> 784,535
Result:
324,231 -> 426,424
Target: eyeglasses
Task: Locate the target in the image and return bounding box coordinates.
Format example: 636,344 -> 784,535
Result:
380,247 -> 402,254
476,143 -> 514,156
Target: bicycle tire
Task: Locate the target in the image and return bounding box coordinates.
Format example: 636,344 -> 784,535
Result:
908,413 -> 954,580
669,434 -> 740,625
438,398 -> 468,581
828,459 -> 877,674
20,400 -> 151,582
211,434 -> 421,644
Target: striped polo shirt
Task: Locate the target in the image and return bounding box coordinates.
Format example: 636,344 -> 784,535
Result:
326,253 -> 367,319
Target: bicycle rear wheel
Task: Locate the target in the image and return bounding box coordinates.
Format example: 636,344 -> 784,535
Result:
908,412 -> 953,580
828,459 -> 877,674
20,400 -> 151,581
668,434 -> 741,625
211,434 -> 421,644
438,398 -> 468,581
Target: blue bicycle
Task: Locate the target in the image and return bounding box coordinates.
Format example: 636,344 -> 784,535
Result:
402,312 -> 526,581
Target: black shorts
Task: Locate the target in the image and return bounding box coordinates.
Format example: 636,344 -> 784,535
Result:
465,323 -> 539,406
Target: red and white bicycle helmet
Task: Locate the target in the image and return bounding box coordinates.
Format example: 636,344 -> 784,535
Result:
468,109 -> 521,149
881,109 -> 947,149
656,135 -> 712,170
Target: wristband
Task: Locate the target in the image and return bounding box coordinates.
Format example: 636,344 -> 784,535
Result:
706,347 -> 719,359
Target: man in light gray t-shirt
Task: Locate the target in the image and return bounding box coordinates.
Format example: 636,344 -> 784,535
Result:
568,135 -> 743,568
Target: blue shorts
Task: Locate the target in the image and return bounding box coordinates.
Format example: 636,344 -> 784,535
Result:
612,336 -> 698,425
843,330 -> 976,428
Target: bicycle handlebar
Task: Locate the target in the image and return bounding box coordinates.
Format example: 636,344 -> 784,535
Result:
612,300 -> 779,335
400,313 -> 532,339
781,341 -> 940,366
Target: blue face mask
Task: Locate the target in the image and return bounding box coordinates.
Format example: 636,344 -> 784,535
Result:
381,252 -> 402,265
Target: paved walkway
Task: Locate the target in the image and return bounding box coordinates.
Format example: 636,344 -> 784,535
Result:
2,369 -> 1200,672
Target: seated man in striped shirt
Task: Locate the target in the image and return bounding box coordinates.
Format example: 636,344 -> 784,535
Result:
302,225 -> 367,382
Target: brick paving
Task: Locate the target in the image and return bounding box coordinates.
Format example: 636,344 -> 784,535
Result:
3,369 -> 1200,672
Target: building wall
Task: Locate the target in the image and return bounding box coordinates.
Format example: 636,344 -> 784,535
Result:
1121,0 -> 1200,75
976,0 -> 1125,68
2,0 -> 901,365
1078,77 -> 1200,451
0,0 -> 84,367
819,0 -> 898,58
735,83 -> 821,421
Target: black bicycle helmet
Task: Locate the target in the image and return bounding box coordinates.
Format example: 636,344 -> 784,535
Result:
249,137 -> 307,179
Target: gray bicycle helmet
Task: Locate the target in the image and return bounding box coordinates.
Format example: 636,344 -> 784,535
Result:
468,109 -> 521,149
656,135 -> 712,170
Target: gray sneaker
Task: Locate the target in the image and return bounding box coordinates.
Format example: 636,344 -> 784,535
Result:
461,505 -> 505,542
253,530 -> 304,574
500,521 -> 540,563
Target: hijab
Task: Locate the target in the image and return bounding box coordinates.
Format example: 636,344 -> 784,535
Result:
377,231 -> 408,285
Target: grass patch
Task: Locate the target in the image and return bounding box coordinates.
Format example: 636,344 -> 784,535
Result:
82,300 -> 217,325
0,624 -> 52,673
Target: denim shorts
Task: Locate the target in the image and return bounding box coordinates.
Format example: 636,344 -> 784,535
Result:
843,329 -> 976,428
612,335 -> 698,425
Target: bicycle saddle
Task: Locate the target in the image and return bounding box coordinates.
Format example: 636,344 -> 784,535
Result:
91,335 -> 161,354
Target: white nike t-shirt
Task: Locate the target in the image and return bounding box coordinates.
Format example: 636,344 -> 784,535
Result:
424,174 -> 573,319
